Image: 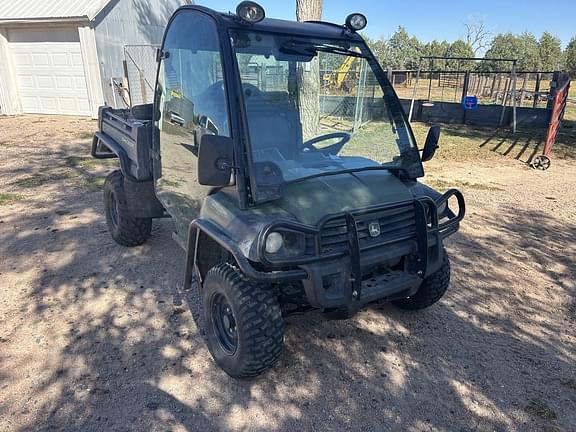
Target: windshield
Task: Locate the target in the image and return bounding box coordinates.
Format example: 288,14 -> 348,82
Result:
231,30 -> 420,200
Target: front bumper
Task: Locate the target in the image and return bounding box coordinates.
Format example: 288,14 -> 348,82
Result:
194,190 -> 464,310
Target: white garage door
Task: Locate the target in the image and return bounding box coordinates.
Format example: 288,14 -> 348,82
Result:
11,41 -> 91,116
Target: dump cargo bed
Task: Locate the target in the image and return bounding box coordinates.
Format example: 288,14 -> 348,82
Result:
92,105 -> 154,181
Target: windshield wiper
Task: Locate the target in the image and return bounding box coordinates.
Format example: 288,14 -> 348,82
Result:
280,40 -> 367,58
281,164 -> 399,187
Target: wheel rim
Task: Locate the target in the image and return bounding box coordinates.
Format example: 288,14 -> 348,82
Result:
210,293 -> 238,355
531,155 -> 551,170
108,191 -> 119,228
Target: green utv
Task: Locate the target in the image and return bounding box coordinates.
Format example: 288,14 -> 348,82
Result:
92,2 -> 465,378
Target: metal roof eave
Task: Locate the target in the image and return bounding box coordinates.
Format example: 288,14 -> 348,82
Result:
0,16 -> 91,26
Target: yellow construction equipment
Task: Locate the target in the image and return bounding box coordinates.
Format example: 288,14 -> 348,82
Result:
323,48 -> 361,91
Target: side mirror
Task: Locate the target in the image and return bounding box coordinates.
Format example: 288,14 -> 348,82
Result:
421,125 -> 441,162
198,135 -> 234,186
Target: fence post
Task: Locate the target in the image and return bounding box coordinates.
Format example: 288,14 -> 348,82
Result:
511,61 -> 517,133
461,71 -> 470,124
408,60 -> 422,122
490,75 -> 497,102
499,77 -> 511,126
353,59 -> 368,132
533,73 -> 541,108
519,74 -> 527,108
139,70 -> 147,104
427,59 -> 434,101
122,60 -> 131,106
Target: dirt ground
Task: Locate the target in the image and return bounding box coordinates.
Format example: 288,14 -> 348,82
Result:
0,115 -> 575,432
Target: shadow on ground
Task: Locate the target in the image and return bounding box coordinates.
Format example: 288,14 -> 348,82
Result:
0,118 -> 575,431
438,122 -> 576,165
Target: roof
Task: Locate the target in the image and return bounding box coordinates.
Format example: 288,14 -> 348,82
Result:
0,0 -> 113,23
179,5 -> 363,42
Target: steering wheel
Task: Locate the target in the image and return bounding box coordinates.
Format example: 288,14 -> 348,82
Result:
302,132 -> 351,156
242,83 -> 262,98
203,80 -> 225,98
203,81 -> 262,100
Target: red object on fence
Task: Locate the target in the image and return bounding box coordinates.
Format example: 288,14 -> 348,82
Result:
543,81 -> 570,157
531,80 -> 571,170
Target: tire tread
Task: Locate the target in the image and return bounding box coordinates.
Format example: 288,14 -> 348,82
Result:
204,263 -> 283,378
393,249 -> 451,310
104,170 -> 152,247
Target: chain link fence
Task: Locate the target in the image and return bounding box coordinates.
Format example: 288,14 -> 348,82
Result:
390,70 -> 555,108
120,44 -> 561,115
124,45 -> 159,106
318,64 -> 378,132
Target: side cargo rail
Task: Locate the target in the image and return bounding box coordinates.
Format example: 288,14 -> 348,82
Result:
91,105 -> 154,181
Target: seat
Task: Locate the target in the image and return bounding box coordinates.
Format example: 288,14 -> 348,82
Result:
245,93 -> 302,162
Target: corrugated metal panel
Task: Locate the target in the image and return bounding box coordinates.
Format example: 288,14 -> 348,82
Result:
94,0 -> 188,107
0,0 -> 112,21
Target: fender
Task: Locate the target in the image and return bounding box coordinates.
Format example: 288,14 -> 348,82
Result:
91,132 -> 133,179
92,134 -> 164,218
182,219 -> 307,290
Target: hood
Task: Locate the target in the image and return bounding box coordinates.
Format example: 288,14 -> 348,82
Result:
201,170 -> 413,260
274,170 -> 412,225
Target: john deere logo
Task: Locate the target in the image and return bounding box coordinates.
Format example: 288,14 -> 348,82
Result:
368,222 -> 381,237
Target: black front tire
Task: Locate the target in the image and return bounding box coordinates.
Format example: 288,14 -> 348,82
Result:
202,264 -> 283,378
103,170 -> 152,247
393,249 -> 451,310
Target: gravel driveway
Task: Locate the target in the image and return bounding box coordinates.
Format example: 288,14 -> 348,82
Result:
0,115 -> 574,431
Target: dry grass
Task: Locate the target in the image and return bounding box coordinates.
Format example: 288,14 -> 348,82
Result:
525,399 -> 557,421
65,156 -> 115,170
410,121 -> 576,164
393,75 -> 554,108
11,172 -> 75,188
423,178 -> 504,192
562,378 -> 576,391
6,156 -> 113,194
0,193 -> 23,205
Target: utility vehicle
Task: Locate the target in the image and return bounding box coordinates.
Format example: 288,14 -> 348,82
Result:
92,2 -> 465,378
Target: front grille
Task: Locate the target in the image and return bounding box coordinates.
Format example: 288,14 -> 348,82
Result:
320,202 -> 416,255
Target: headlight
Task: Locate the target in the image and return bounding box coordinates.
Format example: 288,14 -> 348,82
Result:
263,229 -> 313,261
345,13 -> 367,31
265,231 -> 284,254
236,1 -> 265,24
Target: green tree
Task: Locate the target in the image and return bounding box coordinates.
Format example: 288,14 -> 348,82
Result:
483,33 -> 521,70
538,32 -> 562,71
446,40 -> 475,70
386,26 -> 421,69
483,32 -> 541,71
517,32 -> 540,70
363,35 -> 388,67
422,40 -> 450,58
565,37 -> 576,77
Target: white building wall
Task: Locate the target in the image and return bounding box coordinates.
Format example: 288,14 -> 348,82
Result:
78,25 -> 105,117
0,27 -> 22,115
93,0 -> 188,107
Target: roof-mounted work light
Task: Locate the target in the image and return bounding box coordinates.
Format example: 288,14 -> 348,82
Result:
345,13 -> 367,31
236,1 -> 265,24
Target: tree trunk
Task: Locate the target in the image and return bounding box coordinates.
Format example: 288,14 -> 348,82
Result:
296,0 -> 323,21
296,0 -> 323,141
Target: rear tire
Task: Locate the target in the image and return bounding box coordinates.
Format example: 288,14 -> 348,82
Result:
103,170 -> 152,247
202,264 -> 283,378
393,249 -> 451,310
